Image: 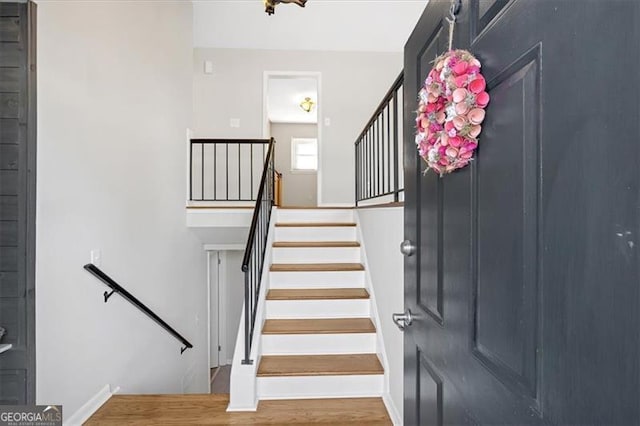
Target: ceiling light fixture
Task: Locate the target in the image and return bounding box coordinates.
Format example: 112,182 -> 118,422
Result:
264,0 -> 307,16
300,97 -> 315,113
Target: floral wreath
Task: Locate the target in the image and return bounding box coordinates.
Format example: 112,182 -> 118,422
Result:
415,49 -> 490,176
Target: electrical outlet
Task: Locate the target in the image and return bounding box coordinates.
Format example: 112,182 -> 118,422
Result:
230,118 -> 240,128
90,249 -> 102,267
324,117 -> 331,126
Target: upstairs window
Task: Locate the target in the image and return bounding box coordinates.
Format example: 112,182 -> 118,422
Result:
291,138 -> 318,172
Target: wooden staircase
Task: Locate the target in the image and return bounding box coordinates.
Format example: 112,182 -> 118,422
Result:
256,208 -> 386,403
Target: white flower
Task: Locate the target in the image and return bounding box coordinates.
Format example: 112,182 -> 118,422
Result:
445,104 -> 457,121
428,148 -> 439,163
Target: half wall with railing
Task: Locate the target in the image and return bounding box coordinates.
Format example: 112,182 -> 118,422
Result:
355,72 -> 405,206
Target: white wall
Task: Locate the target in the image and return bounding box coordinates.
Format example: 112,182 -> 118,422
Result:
193,48 -> 402,205
35,1 -> 208,418
358,207 -> 404,419
271,123 -> 318,207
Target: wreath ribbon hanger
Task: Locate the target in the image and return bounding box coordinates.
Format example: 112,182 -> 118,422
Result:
446,0 -> 462,51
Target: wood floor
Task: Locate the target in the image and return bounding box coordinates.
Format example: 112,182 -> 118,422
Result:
86,394 -> 392,425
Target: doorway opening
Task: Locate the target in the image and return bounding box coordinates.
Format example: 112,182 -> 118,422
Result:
263,71 -> 322,207
207,250 -> 244,394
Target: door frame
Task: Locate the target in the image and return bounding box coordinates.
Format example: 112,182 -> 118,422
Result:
1,0 -> 37,404
205,245 -> 243,389
262,71 -> 323,205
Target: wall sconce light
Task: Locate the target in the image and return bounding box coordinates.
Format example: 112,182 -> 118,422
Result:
300,97 -> 315,113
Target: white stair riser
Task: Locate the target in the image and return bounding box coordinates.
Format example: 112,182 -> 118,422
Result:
272,247 -> 361,264
276,210 -> 354,223
266,300 -> 370,319
269,271 -> 365,289
274,227 -> 356,242
257,375 -> 384,399
261,334 -> 376,355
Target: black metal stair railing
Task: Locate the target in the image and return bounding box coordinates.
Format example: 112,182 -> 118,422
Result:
355,72 -> 405,205
240,138 -> 276,365
189,139 -> 271,202
83,263 -> 193,353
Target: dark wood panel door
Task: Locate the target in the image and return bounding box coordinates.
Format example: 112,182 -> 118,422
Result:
0,1 -> 36,405
403,0 -> 640,425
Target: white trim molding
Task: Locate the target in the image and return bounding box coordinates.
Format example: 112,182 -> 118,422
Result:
64,384 -> 120,426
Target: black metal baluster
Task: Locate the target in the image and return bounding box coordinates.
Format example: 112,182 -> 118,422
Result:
226,143 -> 229,200
189,142 -> 193,201
386,106 -> 391,195
393,91 -> 399,201
214,143 -> 217,201
200,143 -> 205,201
250,144 -> 254,200
238,144 -> 242,201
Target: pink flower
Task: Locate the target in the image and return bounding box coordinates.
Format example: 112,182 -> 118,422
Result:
460,151 -> 473,159
455,102 -> 470,115
469,124 -> 482,138
426,103 -> 438,113
449,136 -> 463,148
448,128 -> 457,137
468,108 -> 486,125
476,92 -> 490,108
467,65 -> 481,75
440,134 -> 449,146
463,140 -> 478,151
454,75 -> 469,87
428,93 -> 438,103
453,61 -> 469,76
446,147 -> 458,158
452,88 -> 468,103
418,140 -> 429,157
436,111 -> 446,124
469,77 -> 486,94
453,115 -> 467,131
444,121 -> 455,133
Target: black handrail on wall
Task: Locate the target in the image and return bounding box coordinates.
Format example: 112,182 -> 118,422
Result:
83,263 -> 194,354
240,138 -> 276,365
355,72 -> 405,205
189,139 -> 271,202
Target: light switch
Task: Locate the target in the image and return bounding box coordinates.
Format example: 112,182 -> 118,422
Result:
230,118 -> 240,128
204,61 -> 214,75
324,117 -> 331,126
90,249 -> 102,267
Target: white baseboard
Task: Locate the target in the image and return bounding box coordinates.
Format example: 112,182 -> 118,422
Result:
64,384 -> 120,426
382,393 -> 402,426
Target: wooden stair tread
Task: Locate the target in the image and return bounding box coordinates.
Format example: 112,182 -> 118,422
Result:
257,354 -> 384,377
263,318 -> 376,334
273,241 -> 360,248
86,394 -> 392,425
276,222 -> 357,227
267,288 -> 370,300
270,263 -> 364,272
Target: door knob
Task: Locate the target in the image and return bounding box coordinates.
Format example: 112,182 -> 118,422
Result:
400,240 -> 416,257
392,309 -> 413,331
